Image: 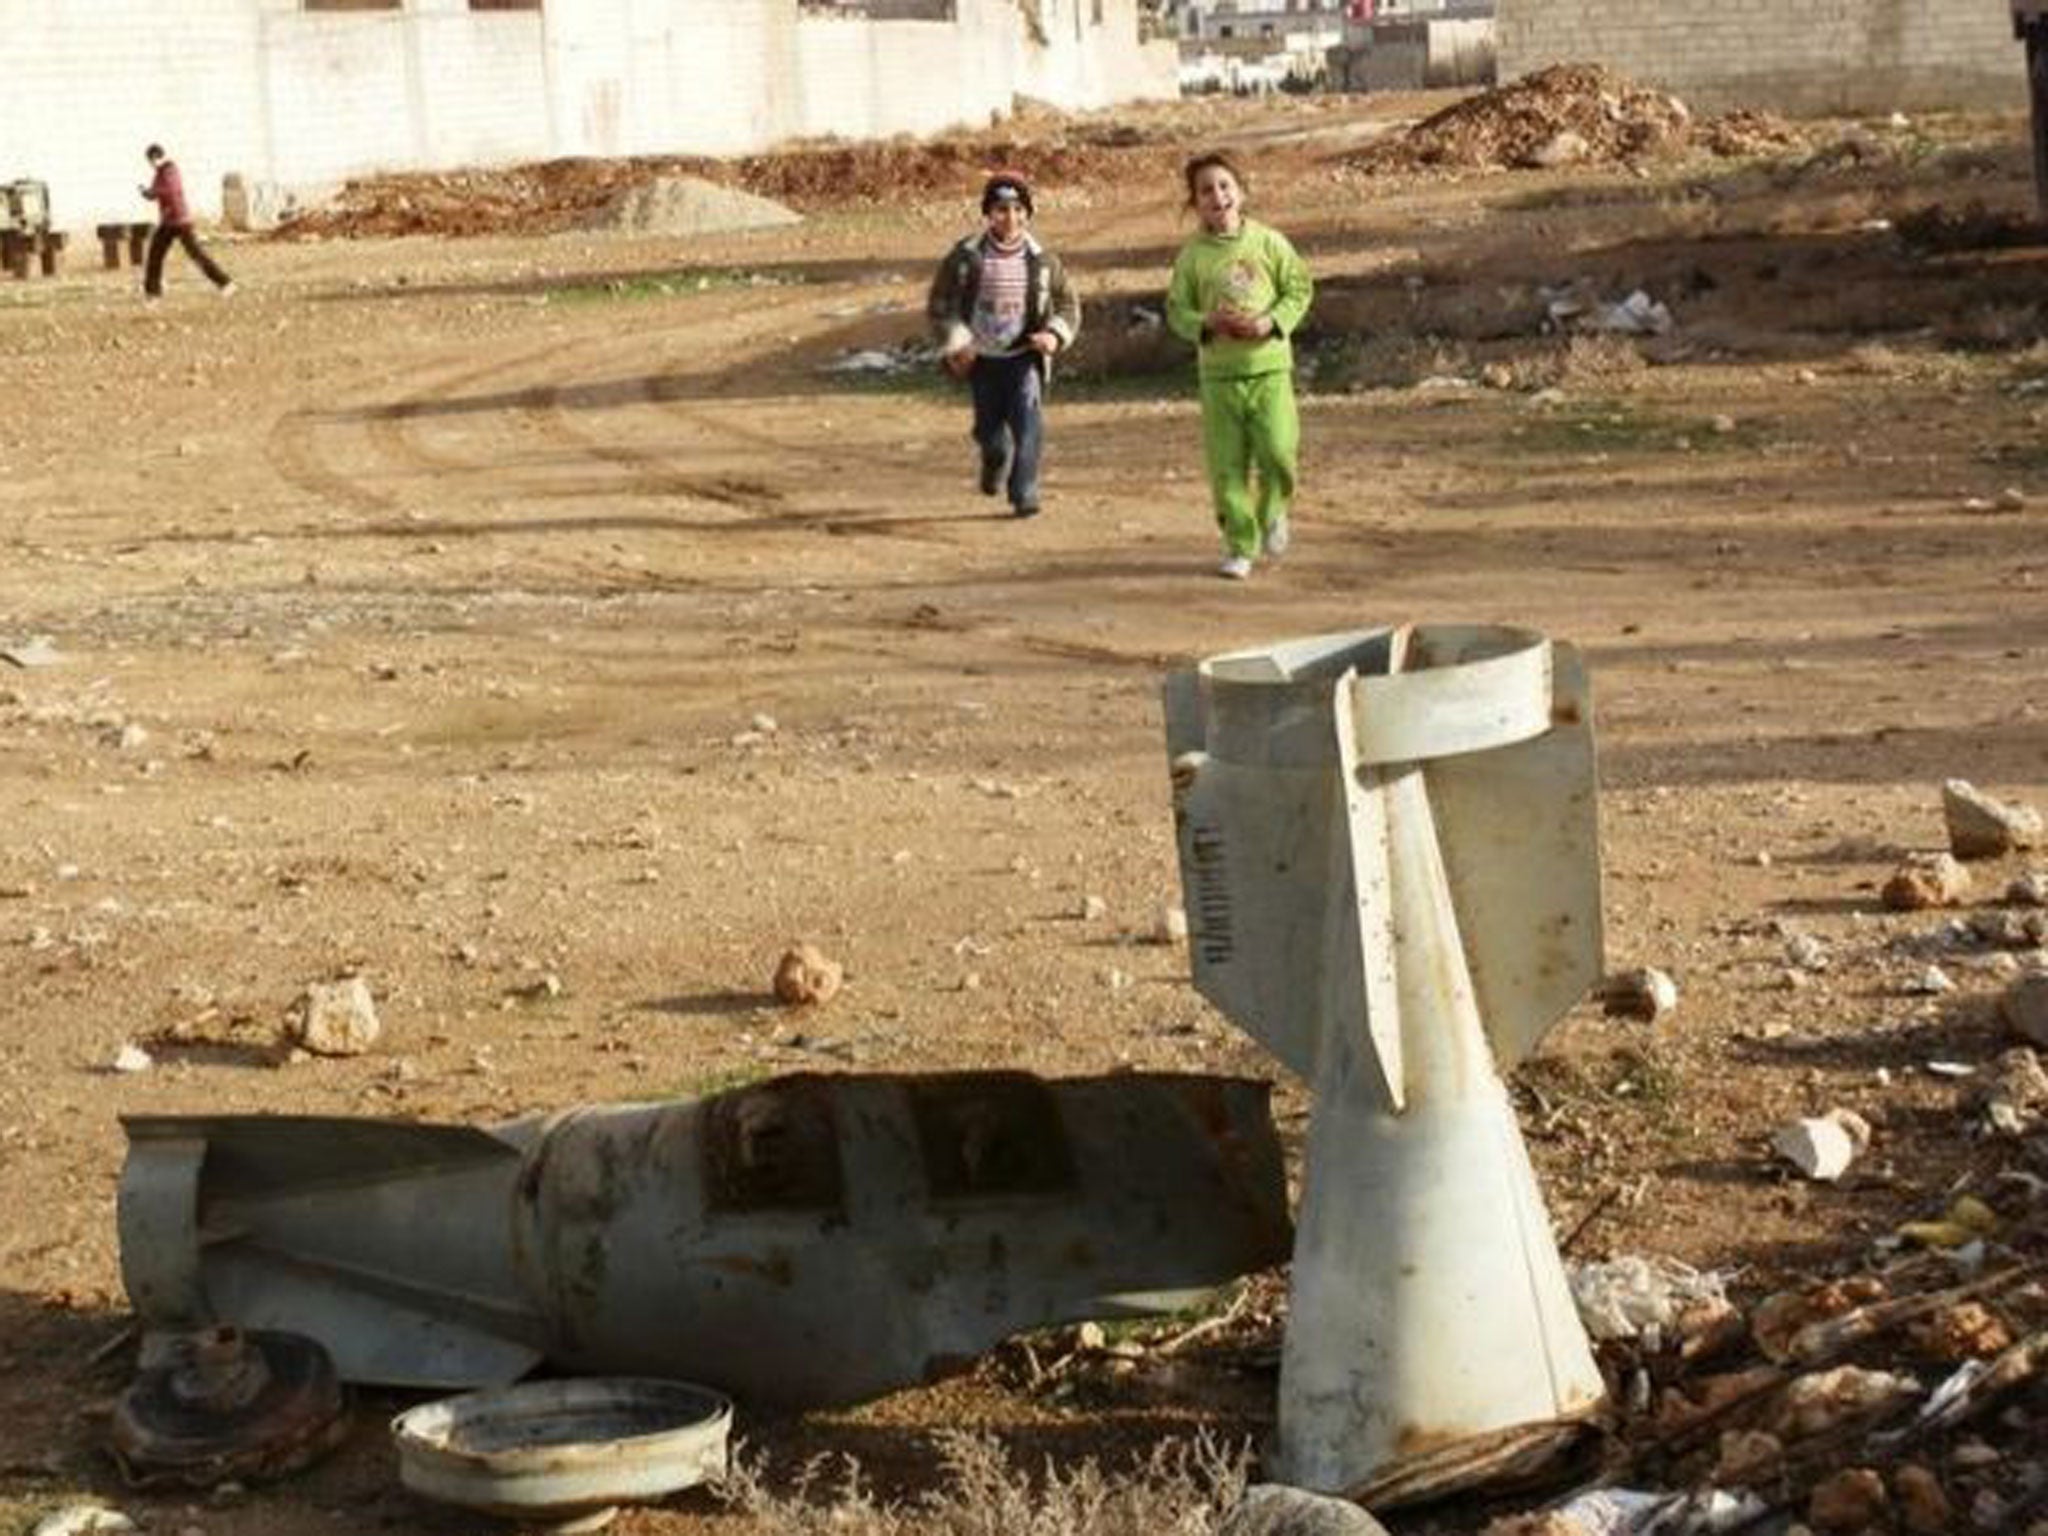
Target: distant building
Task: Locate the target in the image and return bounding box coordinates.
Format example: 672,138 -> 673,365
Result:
1494,0 -> 2020,113
3,0 -> 1176,228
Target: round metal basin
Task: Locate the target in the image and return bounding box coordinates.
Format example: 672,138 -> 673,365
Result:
391,1378 -> 731,1530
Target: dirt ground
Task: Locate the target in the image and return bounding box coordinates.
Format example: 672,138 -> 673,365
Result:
4,84 -> 2048,1533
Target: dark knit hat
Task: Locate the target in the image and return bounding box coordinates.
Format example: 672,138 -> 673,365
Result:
981,173 -> 1034,216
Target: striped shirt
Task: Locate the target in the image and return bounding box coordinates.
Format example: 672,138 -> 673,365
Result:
970,236 -> 1030,355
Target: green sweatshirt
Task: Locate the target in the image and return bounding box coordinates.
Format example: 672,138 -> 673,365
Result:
1166,218 -> 1314,380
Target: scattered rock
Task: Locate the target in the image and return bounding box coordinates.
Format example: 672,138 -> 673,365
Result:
1808,1467 -> 1888,1532
1217,1484 -> 1391,1536
1770,1110 -> 1868,1182
1970,908 -> 2048,949
292,976 -> 381,1056
1079,894 -> 1109,922
1882,853 -> 1970,910
1972,1045 -> 2048,1133
772,943 -> 843,1007
1772,1366 -> 1915,1437
2006,871 -> 2048,906
1152,903 -> 1189,945
1944,778 -> 2042,860
110,1044 -> 153,1074
1601,966 -> 1679,1022
1893,1464 -> 1952,1536
1905,1300 -> 2013,1363
1714,1427 -> 1783,1482
2000,976 -> 2048,1048
1784,931 -> 1830,972
29,1509 -> 137,1536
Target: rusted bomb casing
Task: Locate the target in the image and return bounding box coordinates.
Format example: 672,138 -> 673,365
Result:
120,1070 -> 1290,1406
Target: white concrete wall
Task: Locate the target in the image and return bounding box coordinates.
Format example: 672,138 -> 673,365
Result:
0,0 -> 1173,231
1496,0 -> 2024,114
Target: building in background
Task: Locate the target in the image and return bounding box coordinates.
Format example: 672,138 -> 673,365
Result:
1493,0 -> 2021,114
2,0 -> 1175,229
1328,0 -> 1494,92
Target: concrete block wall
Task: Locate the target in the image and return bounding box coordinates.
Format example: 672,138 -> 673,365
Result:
1496,0 -> 2023,114
0,0 -> 1174,232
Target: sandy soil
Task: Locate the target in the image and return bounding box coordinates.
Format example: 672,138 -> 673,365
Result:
3,89 -> 2046,1533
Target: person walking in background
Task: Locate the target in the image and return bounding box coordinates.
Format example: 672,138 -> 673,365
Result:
927,172 -> 1079,519
1166,151 -> 1313,580
140,144 -> 234,299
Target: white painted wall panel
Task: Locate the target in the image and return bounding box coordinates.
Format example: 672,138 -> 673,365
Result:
0,0 -> 1177,232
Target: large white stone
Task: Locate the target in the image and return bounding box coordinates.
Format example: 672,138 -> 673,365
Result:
294,976 -> 381,1057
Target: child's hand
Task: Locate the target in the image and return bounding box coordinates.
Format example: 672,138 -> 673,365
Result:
943,348 -> 976,378
1207,306 -> 1268,340
1025,331 -> 1059,356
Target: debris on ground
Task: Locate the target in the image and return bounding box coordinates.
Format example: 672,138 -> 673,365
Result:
291,975 -> 381,1057
772,942 -> 844,1005
1944,777 -> 2043,860
1601,966 -> 1679,1022
1882,852 -> 1971,910
273,126 -> 1181,240
1771,1109 -> 1870,1182
1543,283 -> 1674,337
1348,65 -> 1802,175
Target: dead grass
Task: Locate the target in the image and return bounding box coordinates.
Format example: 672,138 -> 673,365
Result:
714,1431 -> 1252,1535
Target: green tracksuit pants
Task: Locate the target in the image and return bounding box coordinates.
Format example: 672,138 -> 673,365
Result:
1199,369 -> 1299,559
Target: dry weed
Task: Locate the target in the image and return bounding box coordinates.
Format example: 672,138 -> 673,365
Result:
715,1429 -> 1252,1535
1556,334 -> 1647,388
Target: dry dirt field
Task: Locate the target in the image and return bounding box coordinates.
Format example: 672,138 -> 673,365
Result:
4,82 -> 2048,1534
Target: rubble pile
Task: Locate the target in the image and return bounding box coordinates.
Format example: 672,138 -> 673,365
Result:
1354,65 -> 1800,175
276,129 -> 1171,241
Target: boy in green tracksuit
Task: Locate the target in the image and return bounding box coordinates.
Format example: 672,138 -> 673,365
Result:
1166,151 -> 1314,580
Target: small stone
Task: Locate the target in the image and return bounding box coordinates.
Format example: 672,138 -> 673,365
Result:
1715,1428 -> 1783,1482
293,976 -> 381,1056
1904,965 -> 1954,995
1893,1464 -> 1952,1536
1949,1437 -> 2000,1469
1153,903 -> 1189,945
111,1044 -> 152,1074
1079,894 -> 1109,922
1944,778 -> 2043,860
1217,1484 -> 1391,1536
1785,932 -> 1830,972
2006,871 -> 2048,906
2000,975 -> 2048,1048
1710,413 -> 1738,434
1772,1114 -> 1863,1181
750,712 -> 779,735
1998,486 -> 2029,511
28,1510 -> 138,1536
1882,852 -> 1970,910
1808,1468 -> 1887,1532
1601,966 -> 1678,1022
772,943 -> 843,1007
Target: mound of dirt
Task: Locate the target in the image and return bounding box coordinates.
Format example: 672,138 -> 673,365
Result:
586,175 -> 802,236
1354,64 -> 1801,174
274,121 -> 1182,241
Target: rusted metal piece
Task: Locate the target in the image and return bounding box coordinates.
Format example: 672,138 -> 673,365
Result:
107,1326 -> 350,1488
119,1070 -> 1289,1407
1344,1418 -> 1603,1512
392,1378 -> 731,1531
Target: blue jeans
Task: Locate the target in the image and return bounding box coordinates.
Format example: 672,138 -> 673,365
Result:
969,352 -> 1043,510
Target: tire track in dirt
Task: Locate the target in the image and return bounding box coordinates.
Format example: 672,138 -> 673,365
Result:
266,342 -> 576,516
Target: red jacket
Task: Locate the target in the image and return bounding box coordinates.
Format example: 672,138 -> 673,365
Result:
146,160 -> 191,226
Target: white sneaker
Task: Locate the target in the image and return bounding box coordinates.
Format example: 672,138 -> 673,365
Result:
1263,516 -> 1291,559
1217,554 -> 1254,581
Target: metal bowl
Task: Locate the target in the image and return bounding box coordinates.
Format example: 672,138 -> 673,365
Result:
391,1377 -> 731,1531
